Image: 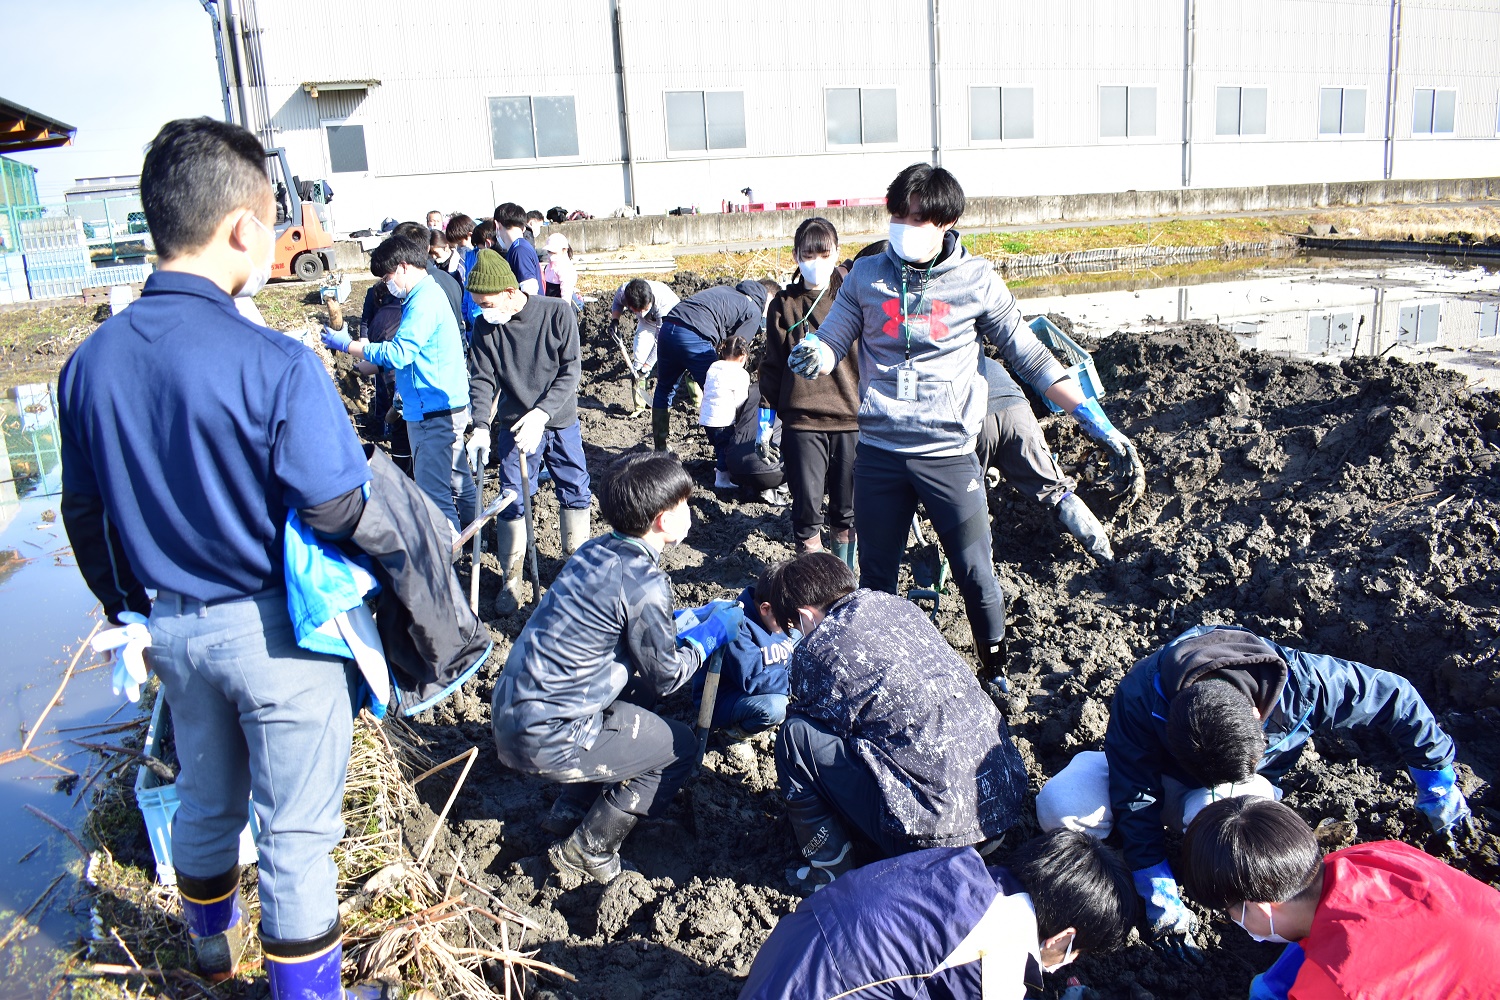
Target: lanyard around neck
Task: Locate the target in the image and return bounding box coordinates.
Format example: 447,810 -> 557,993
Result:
785,283 -> 828,340
899,262 -> 934,362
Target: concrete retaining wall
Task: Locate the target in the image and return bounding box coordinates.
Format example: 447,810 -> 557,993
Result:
552,177 -> 1500,254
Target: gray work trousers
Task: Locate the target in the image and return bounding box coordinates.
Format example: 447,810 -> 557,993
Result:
975,399 -> 1074,508
149,588 -> 352,942
408,407 -> 478,531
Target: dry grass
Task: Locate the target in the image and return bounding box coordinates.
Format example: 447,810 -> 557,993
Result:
1304,205 -> 1500,242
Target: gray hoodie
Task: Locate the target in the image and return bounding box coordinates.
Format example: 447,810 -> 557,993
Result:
816,235 -> 1068,457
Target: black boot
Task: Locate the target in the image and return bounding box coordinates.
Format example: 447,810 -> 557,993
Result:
548,797 -> 639,887
978,637 -> 1010,693
784,793 -> 855,893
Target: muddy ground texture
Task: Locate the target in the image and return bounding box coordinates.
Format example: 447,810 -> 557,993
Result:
93,273 -> 1500,999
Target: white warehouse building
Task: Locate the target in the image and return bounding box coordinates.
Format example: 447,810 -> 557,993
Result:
206,0 -> 1500,234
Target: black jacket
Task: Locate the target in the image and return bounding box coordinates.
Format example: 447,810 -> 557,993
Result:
468,295 -> 581,432
661,280 -> 768,347
1105,624 -> 1457,870
721,382 -> 781,479
424,258 -> 465,330
491,532 -> 703,777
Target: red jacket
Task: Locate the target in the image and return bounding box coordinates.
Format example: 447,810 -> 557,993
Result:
1291,841 -> 1500,1000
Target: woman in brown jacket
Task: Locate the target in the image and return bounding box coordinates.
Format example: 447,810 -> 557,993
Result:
759,218 -> 860,564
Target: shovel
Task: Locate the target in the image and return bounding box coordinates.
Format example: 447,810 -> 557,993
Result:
608,321 -> 646,414
694,650 -> 724,770
518,450 -> 543,606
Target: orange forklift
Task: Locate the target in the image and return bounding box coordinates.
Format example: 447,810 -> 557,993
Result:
266,147 -> 336,282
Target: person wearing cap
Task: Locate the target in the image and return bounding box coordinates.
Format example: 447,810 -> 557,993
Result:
650,278 -> 780,452
542,232 -> 579,309
464,249 -> 593,613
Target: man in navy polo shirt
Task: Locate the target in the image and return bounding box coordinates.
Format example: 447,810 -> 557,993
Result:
494,201 -> 542,296
59,118 -> 378,999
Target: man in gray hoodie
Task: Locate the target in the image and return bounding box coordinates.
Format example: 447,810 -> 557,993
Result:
790,163 -> 1142,674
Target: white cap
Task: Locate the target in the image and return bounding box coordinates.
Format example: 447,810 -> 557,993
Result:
544,233 -> 570,254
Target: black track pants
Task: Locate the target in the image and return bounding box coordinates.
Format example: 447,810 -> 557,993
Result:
549,701 -> 697,819
783,428 -> 857,542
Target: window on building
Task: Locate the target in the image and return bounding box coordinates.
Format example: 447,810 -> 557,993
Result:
324,123 -> 367,173
1412,88 -> 1457,134
1215,86 -> 1268,136
666,91 -> 746,152
1398,302 -> 1441,345
826,88 -> 898,145
488,96 -> 579,161
1100,86 -> 1156,138
970,86 -> 1035,141
1319,88 -> 1366,135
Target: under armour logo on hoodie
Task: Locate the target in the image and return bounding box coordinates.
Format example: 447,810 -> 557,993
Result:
880,298 -> 953,340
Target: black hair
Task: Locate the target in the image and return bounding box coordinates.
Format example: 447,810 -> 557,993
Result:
429,229 -> 449,248
623,278 -> 655,313
757,277 -> 782,298
597,452 -> 694,536
794,217 -> 839,259
753,564 -> 778,607
1167,679 -> 1266,788
526,209 -> 544,223
472,219 -> 497,248
140,117 -> 269,260
853,240 -> 889,262
494,202 -> 528,230
391,220 -> 430,244
445,213 -> 475,244
1183,797 -> 1323,910
885,163 -> 966,226
718,336 -> 749,361
369,235 -> 429,278
767,553 -> 856,633
1009,830 -> 1140,954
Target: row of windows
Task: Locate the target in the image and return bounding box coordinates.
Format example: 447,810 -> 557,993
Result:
320,85 -> 1475,173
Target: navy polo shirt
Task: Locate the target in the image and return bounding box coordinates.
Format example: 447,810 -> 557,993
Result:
505,235 -> 543,291
58,271 -> 369,603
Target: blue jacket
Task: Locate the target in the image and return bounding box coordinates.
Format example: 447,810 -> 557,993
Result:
1106,624 -> 1456,870
362,274 -> 469,419
739,846 -> 1044,1000
691,586 -> 794,728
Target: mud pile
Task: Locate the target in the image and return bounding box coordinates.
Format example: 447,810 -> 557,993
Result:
404,288 -> 1499,998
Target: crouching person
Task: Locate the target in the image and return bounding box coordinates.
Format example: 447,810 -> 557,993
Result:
1035,623 -> 1469,962
739,829 -> 1139,999
767,553 -> 1028,891
1184,797 -> 1500,1000
490,453 -> 742,885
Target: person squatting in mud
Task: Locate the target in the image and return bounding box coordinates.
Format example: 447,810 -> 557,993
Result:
490,453 -> 745,886
1035,623 -> 1473,964
787,163 -> 1143,675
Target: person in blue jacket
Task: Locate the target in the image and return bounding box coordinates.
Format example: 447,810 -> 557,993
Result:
1035,623 -> 1470,963
739,829 -> 1139,1000
686,567 -> 796,750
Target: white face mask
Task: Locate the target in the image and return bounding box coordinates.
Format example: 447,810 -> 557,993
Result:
797,255 -> 837,288
479,306 -> 515,326
496,228 -> 515,250
889,221 -> 947,264
386,276 -> 407,300
1233,902 -> 1291,945
238,214 -> 275,298
1040,933 -> 1075,975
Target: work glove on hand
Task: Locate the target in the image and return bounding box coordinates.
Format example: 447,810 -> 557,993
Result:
787,333 -> 835,380
465,430 -> 490,471
755,409 -> 780,466
320,324 -> 352,353
1248,943 -> 1305,1000
1070,397 -> 1146,504
1132,863 -> 1205,965
677,604 -> 744,660
510,408 -> 549,455
1410,764 -> 1472,834
92,611 -> 152,703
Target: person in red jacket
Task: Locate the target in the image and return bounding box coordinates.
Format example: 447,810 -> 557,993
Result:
1183,796 -> 1500,1000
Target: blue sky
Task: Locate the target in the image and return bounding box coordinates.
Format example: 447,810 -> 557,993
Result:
3,1 -> 222,201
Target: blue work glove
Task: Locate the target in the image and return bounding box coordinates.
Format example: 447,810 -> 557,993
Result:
1409,764 -> 1472,834
677,604 -> 744,660
756,408 -> 780,466
1132,862 -> 1205,965
1248,943 -> 1305,1000
321,324 -> 352,353
788,333 -> 834,379
1070,398 -> 1145,503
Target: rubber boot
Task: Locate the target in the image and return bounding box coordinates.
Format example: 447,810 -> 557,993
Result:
651,407 -> 670,452
548,796 -> 639,887
679,374 -> 702,409
540,789 -> 594,837
831,529 -> 857,571
978,636 -> 1010,694
178,866 -> 250,983
560,506 -> 592,557
1056,491 -> 1115,563
784,794 -> 855,893
492,517 -> 527,615
263,927 -> 343,1000
795,534 -> 824,555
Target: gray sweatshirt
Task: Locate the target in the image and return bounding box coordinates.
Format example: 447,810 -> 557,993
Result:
815,236 -> 1068,457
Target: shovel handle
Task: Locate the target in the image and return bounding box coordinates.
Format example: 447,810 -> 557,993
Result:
694,653 -> 724,767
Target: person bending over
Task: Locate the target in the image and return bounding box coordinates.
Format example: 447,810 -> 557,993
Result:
490,453 -> 741,886
610,277 -> 680,375
767,553 -> 1028,892
1035,623 -> 1470,963
700,336 -> 785,502
1184,797 -> 1500,1000
740,829 -> 1140,1000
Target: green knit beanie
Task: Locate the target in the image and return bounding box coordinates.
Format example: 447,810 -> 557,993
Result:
467,249 -> 518,294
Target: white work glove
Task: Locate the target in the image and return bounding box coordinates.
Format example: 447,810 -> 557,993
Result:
465,430 -> 490,471
92,612 -> 152,703
787,333 -> 835,379
510,407 -> 549,455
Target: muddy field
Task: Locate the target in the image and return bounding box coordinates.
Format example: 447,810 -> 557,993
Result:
82,273 -> 1500,999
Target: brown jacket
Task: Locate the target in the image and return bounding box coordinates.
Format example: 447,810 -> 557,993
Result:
758,271 -> 860,432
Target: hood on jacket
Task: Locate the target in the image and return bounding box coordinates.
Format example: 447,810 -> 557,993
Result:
734,279 -> 771,311
1159,627 -> 1288,719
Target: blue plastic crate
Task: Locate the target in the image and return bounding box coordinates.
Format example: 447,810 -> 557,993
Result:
1029,316 -> 1104,413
